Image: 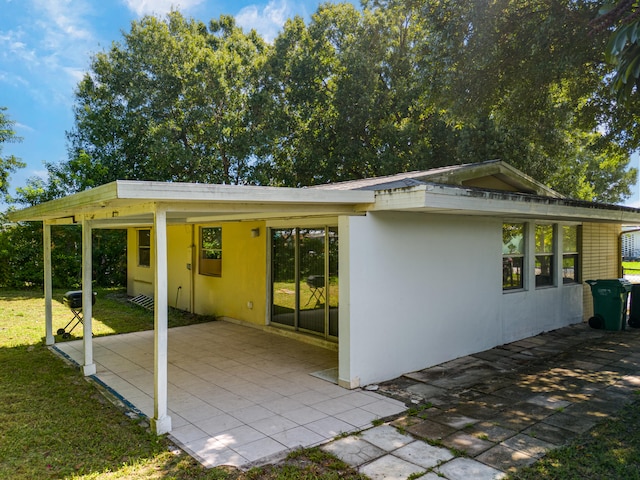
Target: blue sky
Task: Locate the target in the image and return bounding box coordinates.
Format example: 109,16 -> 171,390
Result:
0,0 -> 355,205
1,0 -> 639,208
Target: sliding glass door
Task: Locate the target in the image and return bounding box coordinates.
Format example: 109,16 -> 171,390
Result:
271,227 -> 338,340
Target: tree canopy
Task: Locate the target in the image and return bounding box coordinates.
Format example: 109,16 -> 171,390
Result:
65,12 -> 267,189
592,0 -> 640,103
0,107 -> 25,199
28,2 -> 640,204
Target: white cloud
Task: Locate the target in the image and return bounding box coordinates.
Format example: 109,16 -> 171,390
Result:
0,70 -> 29,88
236,0 -> 292,42
0,30 -> 38,65
122,0 -> 205,17
33,0 -> 93,42
15,122 -> 35,133
0,1 -> 97,106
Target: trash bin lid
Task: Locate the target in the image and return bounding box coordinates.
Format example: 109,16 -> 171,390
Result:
586,279 -> 632,292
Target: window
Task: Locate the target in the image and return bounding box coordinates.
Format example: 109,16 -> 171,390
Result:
200,227 -> 222,276
138,229 -> 150,267
503,223 -> 525,290
562,225 -> 580,284
535,224 -> 554,287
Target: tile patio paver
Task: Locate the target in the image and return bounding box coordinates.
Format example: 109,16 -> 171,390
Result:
521,422 -> 576,446
442,431 -> 494,456
501,433 -> 556,458
321,436 -> 386,466
437,457 -> 506,480
52,321 -> 405,468
476,444 -> 537,472
405,419 -> 457,440
358,454 -> 425,480
393,441 -> 454,469
54,318 -> 640,477
359,424 -> 415,451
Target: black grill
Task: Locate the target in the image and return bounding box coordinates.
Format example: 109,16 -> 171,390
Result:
62,290 -> 96,309
58,290 -> 97,338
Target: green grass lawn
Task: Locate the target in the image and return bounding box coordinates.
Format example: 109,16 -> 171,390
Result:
0,288 -> 364,479
4,287 -> 640,479
507,399 -> 640,480
623,261 -> 640,275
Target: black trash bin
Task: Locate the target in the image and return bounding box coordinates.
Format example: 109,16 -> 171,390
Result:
585,279 -> 631,331
629,284 -> 640,328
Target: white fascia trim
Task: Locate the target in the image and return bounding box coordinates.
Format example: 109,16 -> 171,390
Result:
8,181 -> 375,222
115,181 -> 374,205
370,185 -> 640,224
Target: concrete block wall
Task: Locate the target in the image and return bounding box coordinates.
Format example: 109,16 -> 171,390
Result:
581,222 -> 621,320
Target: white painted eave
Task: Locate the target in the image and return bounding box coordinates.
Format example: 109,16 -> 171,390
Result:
8,180 -> 375,224
369,184 -> 640,224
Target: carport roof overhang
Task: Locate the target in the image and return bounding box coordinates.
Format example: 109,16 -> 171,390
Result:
8,180 -> 376,227
10,180 -> 640,227
370,184 -> 640,224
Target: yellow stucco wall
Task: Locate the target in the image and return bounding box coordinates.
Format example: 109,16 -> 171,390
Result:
581,222 -> 621,320
127,222 -> 267,324
192,221 -> 267,325
167,225 -> 193,312
127,228 -> 154,298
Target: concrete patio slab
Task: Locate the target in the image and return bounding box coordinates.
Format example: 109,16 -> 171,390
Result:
51,320 -> 405,468
476,444 -> 536,472
437,457 -> 506,480
320,436 -> 385,466
358,454 -> 425,480
359,424 -> 415,451
53,318 -> 640,478
501,433 -> 555,458
405,418 -> 457,440
441,431 -> 494,456
393,440 -> 454,469
521,422 -> 575,446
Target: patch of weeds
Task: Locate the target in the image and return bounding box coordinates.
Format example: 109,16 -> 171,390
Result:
252,447 -> 367,479
333,431 -> 354,440
408,403 -> 434,418
372,418 -> 385,426
407,471 -> 427,479
476,433 -> 490,441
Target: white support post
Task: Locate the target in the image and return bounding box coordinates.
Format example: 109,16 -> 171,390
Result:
152,207 -> 172,435
43,222 -> 54,345
82,219 -> 96,376
338,215 -> 358,389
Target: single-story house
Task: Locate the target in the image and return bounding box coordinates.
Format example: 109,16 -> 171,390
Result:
10,159 -> 640,435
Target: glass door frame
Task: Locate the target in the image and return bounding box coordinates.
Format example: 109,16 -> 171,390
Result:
268,225 -> 338,341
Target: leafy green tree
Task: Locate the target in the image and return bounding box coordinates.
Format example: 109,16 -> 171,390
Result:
67,11 -> 267,188
364,0 -> 637,202
593,1 -> 640,103
0,107 -> 25,199
49,1 -> 637,203
254,3 -> 439,186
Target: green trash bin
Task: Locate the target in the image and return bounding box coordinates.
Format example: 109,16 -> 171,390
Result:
586,279 -> 632,331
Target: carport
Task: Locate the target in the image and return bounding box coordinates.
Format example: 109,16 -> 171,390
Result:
8,180 -> 374,436
52,321 -> 404,467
